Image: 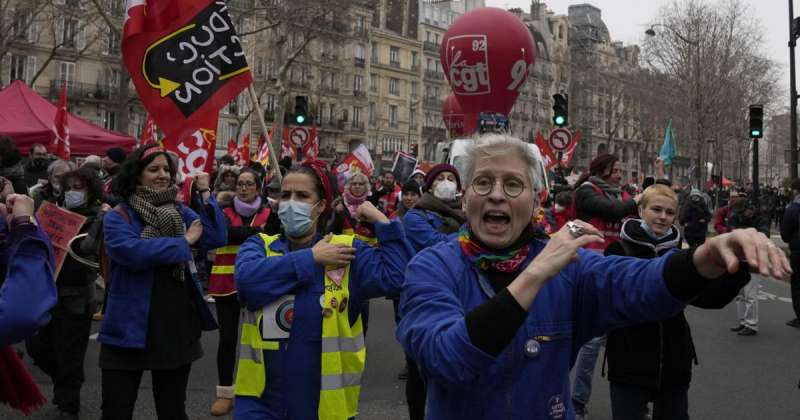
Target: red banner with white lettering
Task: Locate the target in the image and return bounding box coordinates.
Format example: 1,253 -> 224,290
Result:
161,111 -> 219,177
122,0 -> 252,137
50,83 -> 70,160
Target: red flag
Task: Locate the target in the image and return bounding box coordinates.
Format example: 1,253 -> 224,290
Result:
122,0 -> 253,137
534,131 -> 557,171
301,127 -> 319,162
161,111 -> 219,177
50,83 -> 70,160
280,125 -> 295,161
238,134 -> 251,166
561,130 -> 581,167
140,114 -> 158,146
227,138 -> 237,156
255,133 -> 270,166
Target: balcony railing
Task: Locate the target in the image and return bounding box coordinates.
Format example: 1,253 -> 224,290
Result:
389,60 -> 401,69
423,97 -> 443,109
320,52 -> 338,61
354,57 -> 365,67
353,27 -> 368,38
423,41 -> 440,52
289,80 -> 309,89
353,90 -> 367,98
411,64 -> 420,72
422,126 -> 447,139
321,86 -> 339,95
424,70 -> 444,80
349,122 -> 365,132
50,80 -> 123,103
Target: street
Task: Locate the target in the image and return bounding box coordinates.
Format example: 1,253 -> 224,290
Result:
3,274 -> 800,419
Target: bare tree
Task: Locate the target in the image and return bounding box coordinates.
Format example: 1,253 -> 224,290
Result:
642,0 -> 780,185
0,0 -> 53,76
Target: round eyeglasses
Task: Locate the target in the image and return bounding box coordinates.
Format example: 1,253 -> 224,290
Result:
471,176 -> 526,198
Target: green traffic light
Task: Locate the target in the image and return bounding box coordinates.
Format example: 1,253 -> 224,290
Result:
751,129 -> 761,137
295,115 -> 306,124
554,115 -> 566,126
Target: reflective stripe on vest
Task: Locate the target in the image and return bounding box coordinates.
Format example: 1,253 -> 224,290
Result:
209,207 -> 271,296
319,234 -> 364,420
233,234 -> 282,398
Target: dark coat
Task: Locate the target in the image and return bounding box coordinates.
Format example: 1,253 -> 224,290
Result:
679,194 -> 711,241
604,219 -> 748,390
781,197 -> 800,251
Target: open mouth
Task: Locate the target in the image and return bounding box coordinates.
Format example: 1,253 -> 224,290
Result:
483,210 -> 511,226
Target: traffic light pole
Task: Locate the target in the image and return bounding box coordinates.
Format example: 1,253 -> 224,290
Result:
790,0 -> 798,179
753,137 -> 760,208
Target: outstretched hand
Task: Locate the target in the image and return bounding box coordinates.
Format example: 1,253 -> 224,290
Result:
693,228 -> 790,280
523,220 -> 605,283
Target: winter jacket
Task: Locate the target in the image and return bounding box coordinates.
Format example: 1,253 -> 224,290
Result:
0,219 -> 56,346
781,196 -> 800,251
98,196 -> 226,349
713,205 -> 733,234
604,219 -> 748,390
22,159 -> 50,189
397,236 -> 696,420
679,194 -> 711,242
402,193 -> 465,252
233,220 -> 413,418
0,162 -> 27,194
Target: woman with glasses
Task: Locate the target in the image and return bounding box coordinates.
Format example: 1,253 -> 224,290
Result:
397,134 -> 787,420
208,168 -> 278,416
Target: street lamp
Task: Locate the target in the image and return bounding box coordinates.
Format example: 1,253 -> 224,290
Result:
645,24 -> 702,186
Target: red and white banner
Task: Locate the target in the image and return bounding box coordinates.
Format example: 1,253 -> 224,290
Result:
561,130 -> 580,168
534,131 -> 557,171
161,111 -> 219,177
226,138 -> 237,157
255,133 -> 270,167
332,144 -> 374,191
50,83 -> 70,160
302,127 -> 318,162
122,0 -> 252,137
140,114 -> 158,146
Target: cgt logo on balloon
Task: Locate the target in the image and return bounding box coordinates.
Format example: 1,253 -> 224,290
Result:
446,35 -> 491,95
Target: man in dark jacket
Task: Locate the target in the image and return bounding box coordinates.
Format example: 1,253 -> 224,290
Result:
728,197 -> 769,336
22,143 -> 51,189
0,136 -> 28,194
781,179 -> 800,328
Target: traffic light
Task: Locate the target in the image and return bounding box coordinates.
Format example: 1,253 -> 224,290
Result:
749,104 -> 763,138
294,96 -> 309,125
552,94 -> 568,127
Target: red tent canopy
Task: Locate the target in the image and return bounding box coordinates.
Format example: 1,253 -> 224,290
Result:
0,80 -> 135,156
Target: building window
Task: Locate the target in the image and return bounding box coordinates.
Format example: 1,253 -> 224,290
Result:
389,46 -> 400,66
369,102 -> 376,123
106,28 -> 120,55
58,17 -> 80,48
411,81 -> 418,98
411,51 -> 418,69
12,9 -> 33,42
104,110 -> 117,131
389,105 -> 398,127
369,73 -> 377,92
255,58 -> 265,78
354,43 -> 365,60
107,69 -> 120,89
9,55 -> 34,84
410,108 -> 417,127
353,107 -> 362,126
389,78 -> 399,95
354,74 -> 363,92
328,104 -> 336,123
355,15 -> 366,32
266,95 -> 276,112
226,122 -> 238,143
371,42 -> 379,64
59,61 -> 75,86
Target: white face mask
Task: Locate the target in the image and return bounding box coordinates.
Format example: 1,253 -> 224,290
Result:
433,180 -> 458,201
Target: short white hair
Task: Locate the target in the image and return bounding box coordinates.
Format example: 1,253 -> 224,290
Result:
47,159 -> 76,177
462,134 -> 544,193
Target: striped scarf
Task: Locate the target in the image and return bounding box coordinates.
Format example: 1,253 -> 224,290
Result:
458,225 -> 531,273
129,185 -> 186,282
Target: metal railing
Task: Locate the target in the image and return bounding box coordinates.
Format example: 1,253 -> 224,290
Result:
354,57 -> 365,67
424,70 -> 444,80
423,41 -> 440,52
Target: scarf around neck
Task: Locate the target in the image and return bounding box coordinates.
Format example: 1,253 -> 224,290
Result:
415,192 -> 466,234
343,189 -> 368,218
129,184 -> 186,282
234,196 -> 262,218
458,224 -> 537,273
588,176 -> 622,199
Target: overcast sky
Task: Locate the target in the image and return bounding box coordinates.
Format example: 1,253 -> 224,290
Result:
484,0 -> 792,89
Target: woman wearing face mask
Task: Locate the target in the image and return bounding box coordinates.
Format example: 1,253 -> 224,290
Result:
99,144 -> 227,420
30,159 -> 76,210
603,184 -> 747,420
207,168 -> 278,416
24,167 -> 105,419
402,164 -> 466,253
232,161 -> 413,420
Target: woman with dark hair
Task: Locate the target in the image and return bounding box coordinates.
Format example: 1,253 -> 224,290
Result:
232,161 -> 413,419
98,144 -> 226,420
207,167 -> 278,416
25,166 -> 105,419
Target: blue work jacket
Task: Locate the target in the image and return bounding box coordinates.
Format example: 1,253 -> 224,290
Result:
402,209 -> 457,252
0,219 -> 55,346
234,220 -> 413,419
397,238 -> 686,420
98,197 -> 226,349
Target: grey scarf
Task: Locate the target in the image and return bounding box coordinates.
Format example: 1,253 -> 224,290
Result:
129,185 -> 186,282
588,176 -> 622,199
414,192 -> 466,234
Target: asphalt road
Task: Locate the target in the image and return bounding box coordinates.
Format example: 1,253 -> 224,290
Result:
3,273 -> 799,419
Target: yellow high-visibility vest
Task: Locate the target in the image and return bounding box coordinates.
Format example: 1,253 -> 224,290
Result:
234,234 -> 365,420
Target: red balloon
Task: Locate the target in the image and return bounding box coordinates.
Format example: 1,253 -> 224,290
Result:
442,94 -> 478,137
440,7 -> 536,117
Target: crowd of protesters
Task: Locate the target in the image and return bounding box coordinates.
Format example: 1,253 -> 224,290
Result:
0,133 -> 793,420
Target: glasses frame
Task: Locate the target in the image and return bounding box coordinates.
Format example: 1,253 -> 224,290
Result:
470,176 -> 526,198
